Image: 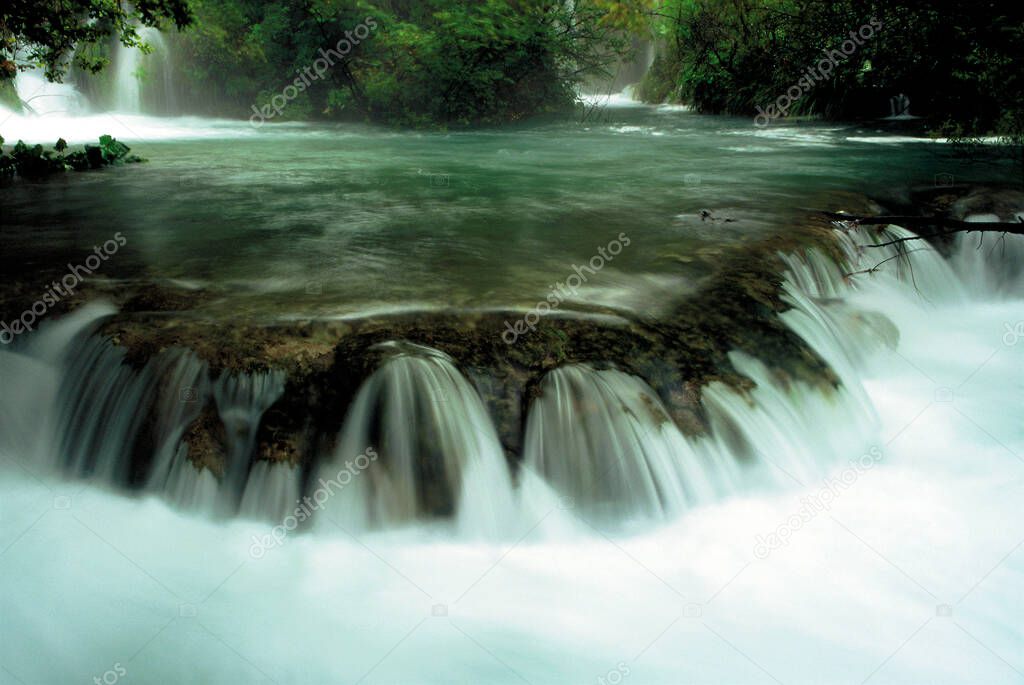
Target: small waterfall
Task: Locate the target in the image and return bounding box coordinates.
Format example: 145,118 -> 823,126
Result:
0,347 -> 60,464
887,93 -> 912,119
239,461 -> 302,522
56,334 -> 155,483
950,216 -> 1024,297
523,365 -> 736,521
214,370 -> 286,505
3,214 -> 1016,540
4,302 -> 151,482
112,27 -> 171,113
0,304 -> 228,516
145,349 -> 212,494
12,67 -> 88,116
699,352 -> 878,490
315,342 -> 516,534
163,443 -> 220,514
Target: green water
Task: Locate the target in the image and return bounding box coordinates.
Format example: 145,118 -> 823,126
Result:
0,105 -> 1005,320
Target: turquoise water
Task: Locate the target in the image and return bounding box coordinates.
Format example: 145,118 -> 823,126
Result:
0,105 -> 1010,320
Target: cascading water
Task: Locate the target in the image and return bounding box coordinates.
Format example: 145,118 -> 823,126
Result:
0,222 -> 1013,530
1,216 -> 1022,681
214,370 -> 286,507
143,349 -> 219,514
522,365 -> 735,521
144,350 -> 211,490
239,461 -> 301,522
112,27 -> 172,114
951,214 -> 1024,297
12,67 -> 88,116
315,343 -> 517,535
0,305 -> 290,518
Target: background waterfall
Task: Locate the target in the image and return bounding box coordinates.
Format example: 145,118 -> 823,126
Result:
7,27 -> 176,117
12,67 -> 88,117
112,27 -> 175,113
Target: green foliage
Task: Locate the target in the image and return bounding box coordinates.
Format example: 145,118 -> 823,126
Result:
642,0 -> 1024,141
1,0 -> 192,82
0,135 -> 142,181
0,77 -> 20,111
174,0 -> 647,126
637,0 -> 1024,184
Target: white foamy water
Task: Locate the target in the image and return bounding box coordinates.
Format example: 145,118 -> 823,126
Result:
1,225 -> 1022,683
0,111 -> 266,143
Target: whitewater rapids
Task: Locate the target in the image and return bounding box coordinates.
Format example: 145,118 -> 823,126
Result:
1,225 -> 1022,684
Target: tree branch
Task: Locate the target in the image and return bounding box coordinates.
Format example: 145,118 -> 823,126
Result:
821,211 -> 1024,247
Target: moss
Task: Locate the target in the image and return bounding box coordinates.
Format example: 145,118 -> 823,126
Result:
0,195 -> 906,476
0,78 -> 21,112
87,208 -> 851,474
183,405 -> 228,477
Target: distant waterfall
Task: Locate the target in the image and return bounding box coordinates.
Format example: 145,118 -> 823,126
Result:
314,342 -> 517,534
112,27 -> 174,113
13,67 -> 87,116
889,93 -> 911,118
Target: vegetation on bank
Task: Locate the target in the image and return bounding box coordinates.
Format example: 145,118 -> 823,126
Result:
0,135 -> 142,181
172,0 -> 654,126
0,0 -> 192,80
0,0 -> 1021,155
2,0 -> 650,127
637,2 -> 1024,140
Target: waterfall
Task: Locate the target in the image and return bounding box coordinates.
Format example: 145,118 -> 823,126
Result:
314,342 -> 516,534
12,67 -> 87,116
951,215 -> 1024,296
136,348 -> 230,516
0,302 -> 280,517
887,93 -> 912,119
523,365 -> 734,521
239,461 -> 302,522
5,302 -> 151,482
1,218 -> 1019,534
214,370 -> 286,505
56,334 -> 155,483
113,42 -> 141,113
112,27 -> 172,113
163,443 -> 220,514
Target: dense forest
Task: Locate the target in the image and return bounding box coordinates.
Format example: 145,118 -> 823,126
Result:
2,0 -> 1022,139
